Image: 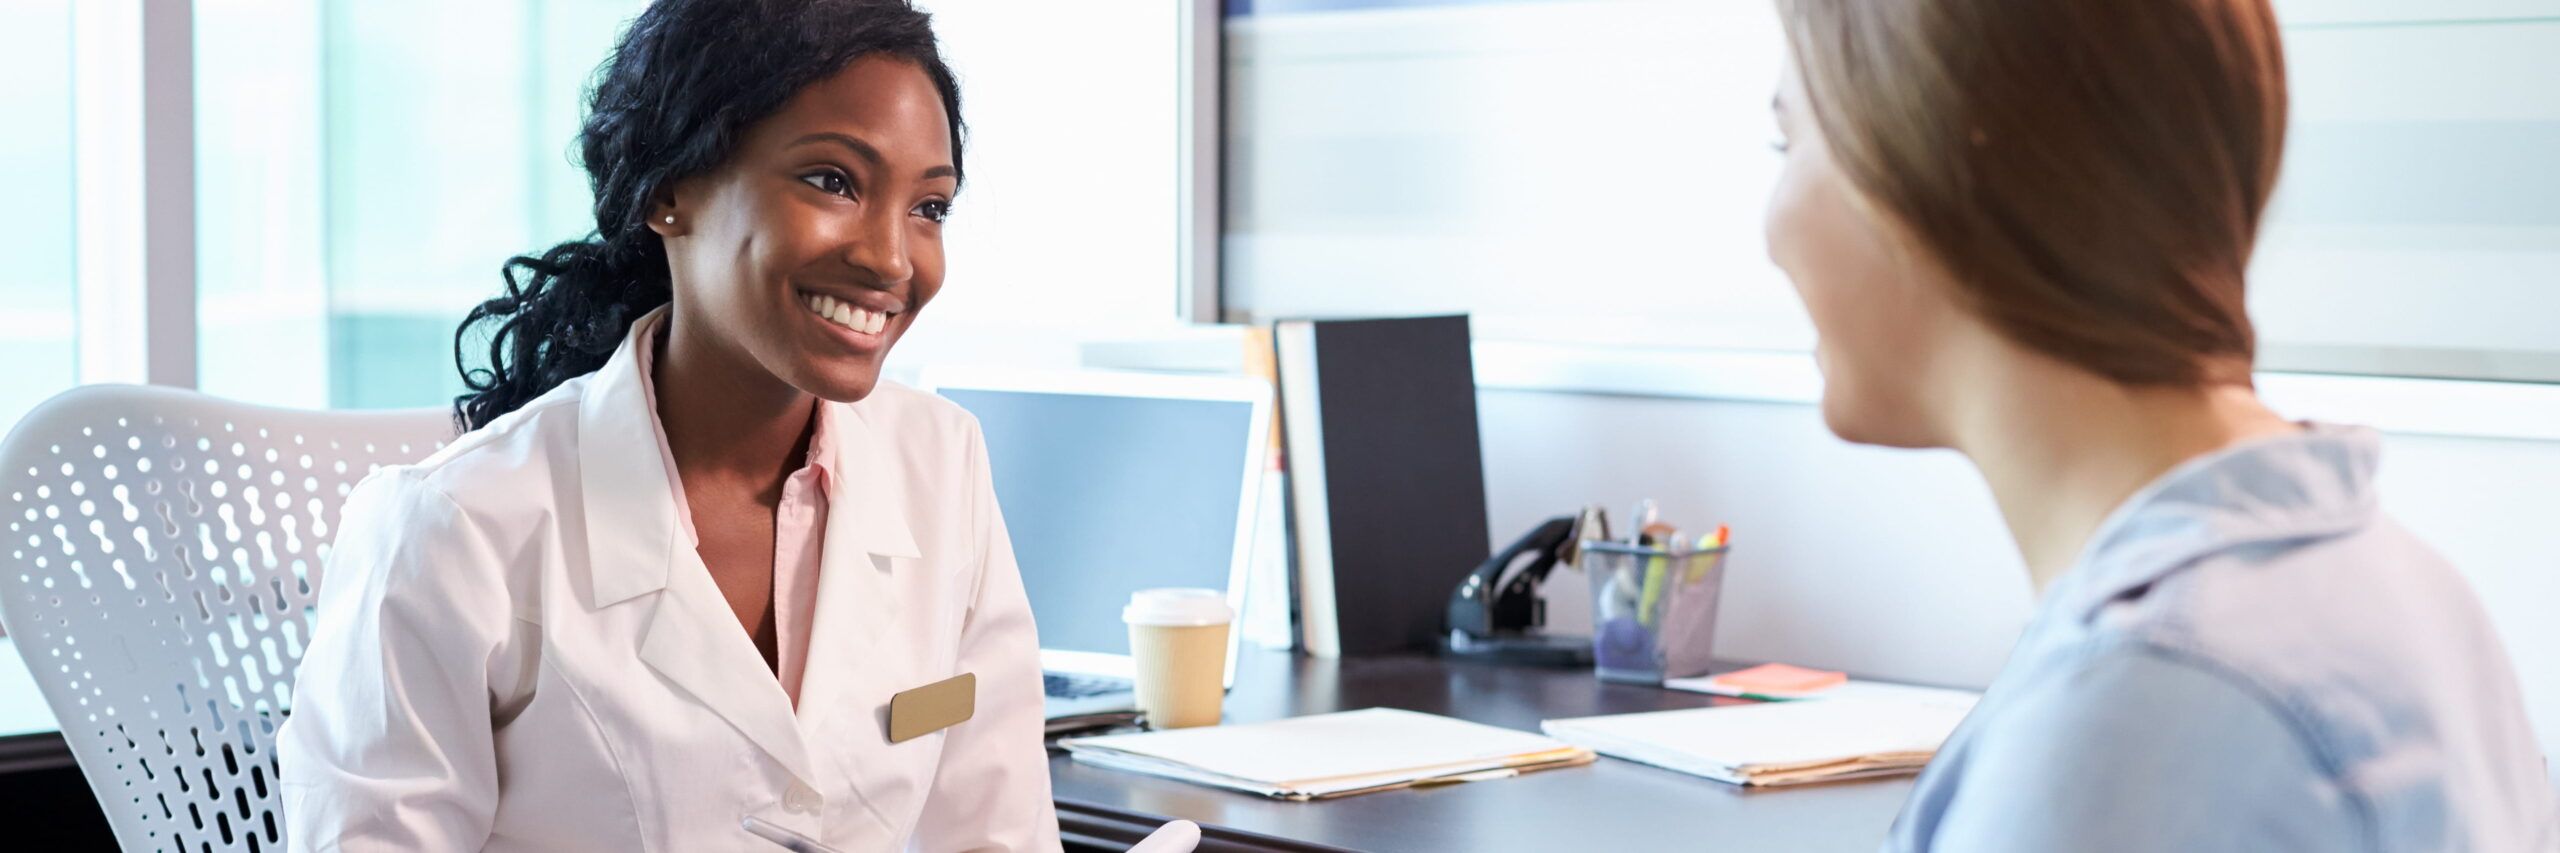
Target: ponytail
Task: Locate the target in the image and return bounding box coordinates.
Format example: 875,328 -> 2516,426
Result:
451,235 -> 670,431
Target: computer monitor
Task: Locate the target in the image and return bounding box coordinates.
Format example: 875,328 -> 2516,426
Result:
917,368 -> 1269,686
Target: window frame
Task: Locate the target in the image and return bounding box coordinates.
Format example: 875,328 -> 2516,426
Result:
72,0 -> 195,390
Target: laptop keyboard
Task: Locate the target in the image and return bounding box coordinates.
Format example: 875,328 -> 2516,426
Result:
1043,671 -> 1133,699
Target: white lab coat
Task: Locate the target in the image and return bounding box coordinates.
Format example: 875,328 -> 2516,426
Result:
279,316 -> 1061,852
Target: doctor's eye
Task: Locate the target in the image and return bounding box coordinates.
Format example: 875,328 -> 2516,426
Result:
801,169 -> 854,198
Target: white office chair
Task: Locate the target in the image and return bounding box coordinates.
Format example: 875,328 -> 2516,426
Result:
0,385 -> 451,853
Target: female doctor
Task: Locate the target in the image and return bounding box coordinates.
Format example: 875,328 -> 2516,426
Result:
278,1 -> 1059,850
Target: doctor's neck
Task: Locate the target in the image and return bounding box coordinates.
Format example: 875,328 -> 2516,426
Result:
652,312 -> 820,494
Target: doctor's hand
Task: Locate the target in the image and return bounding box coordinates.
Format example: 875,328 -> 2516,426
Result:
1126,820 -> 1201,853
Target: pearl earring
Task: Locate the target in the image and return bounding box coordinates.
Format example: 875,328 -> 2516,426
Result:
662,215 -> 675,225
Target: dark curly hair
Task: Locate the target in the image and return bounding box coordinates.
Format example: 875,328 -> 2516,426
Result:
452,0 -> 964,431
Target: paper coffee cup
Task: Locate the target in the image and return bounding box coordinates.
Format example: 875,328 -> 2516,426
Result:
1122,588 -> 1233,729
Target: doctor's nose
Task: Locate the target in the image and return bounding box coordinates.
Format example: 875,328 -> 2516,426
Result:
841,209 -> 915,289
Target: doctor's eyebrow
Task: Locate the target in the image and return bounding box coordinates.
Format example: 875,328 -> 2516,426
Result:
789,131 -> 958,181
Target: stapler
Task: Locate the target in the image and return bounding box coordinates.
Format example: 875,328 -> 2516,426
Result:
1442,509 -> 1603,667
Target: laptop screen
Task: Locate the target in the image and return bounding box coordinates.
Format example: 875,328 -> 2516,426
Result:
935,387 -> 1257,657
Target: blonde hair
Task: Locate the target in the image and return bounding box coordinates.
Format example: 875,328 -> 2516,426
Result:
1778,0 -> 2288,385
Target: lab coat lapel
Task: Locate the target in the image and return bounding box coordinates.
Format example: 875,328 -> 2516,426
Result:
638,552 -> 818,785
795,398 -> 924,734
577,308 -> 817,785
576,311 -> 678,612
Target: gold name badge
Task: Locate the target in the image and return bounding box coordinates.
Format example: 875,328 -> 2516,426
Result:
887,673 -> 976,743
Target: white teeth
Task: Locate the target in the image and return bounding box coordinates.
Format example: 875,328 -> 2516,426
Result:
802,291 -> 893,335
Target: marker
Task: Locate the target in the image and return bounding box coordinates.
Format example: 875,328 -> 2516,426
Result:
1638,535 -> 1677,627
1686,525 -> 1732,583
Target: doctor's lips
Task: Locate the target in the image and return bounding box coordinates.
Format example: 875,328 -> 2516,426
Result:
799,289 -> 904,337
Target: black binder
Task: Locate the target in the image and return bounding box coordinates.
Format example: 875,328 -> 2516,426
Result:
1274,315 -> 1491,656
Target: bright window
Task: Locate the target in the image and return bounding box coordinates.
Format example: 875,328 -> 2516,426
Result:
890,0 -> 1194,365
1222,0 -> 1807,351
190,0 -> 1195,409
2252,3 -> 2560,381
194,0 -> 643,411
0,0 -> 80,438
1222,0 -> 2560,384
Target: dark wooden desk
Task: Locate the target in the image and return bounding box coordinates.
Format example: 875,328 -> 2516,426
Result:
2,649 -> 1917,850
1052,651 -> 1914,853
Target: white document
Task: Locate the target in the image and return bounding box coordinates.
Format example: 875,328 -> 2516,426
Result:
1543,694 -> 1978,787
1060,708 -> 1592,800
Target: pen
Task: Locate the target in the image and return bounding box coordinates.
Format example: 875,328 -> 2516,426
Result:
1637,553 -> 1667,628
1626,499 -> 1658,547
743,816 -> 845,853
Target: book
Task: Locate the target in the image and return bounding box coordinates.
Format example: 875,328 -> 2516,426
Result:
1058,708 -> 1594,800
1273,315 -> 1491,657
1542,693 -> 1978,787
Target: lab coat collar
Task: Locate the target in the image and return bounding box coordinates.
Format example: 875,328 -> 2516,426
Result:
825,401 -> 924,563
579,308 -> 683,610
578,307 -> 923,609
573,306 -> 924,787
792,399 -> 924,735
576,308 -> 814,783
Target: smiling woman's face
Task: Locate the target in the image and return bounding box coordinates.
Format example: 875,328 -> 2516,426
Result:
655,54 -> 957,403
1764,59 -> 1972,449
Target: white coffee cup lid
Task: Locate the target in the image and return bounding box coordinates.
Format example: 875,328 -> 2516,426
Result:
1122,588 -> 1234,627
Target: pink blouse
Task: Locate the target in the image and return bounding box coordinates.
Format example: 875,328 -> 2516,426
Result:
634,316 -> 833,708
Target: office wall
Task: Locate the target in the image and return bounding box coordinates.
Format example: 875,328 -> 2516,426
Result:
1479,389 -> 2560,781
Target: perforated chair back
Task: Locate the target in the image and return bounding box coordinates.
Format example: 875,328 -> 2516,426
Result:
0,385 -> 451,853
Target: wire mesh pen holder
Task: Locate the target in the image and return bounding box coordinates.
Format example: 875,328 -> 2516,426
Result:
1582,541 -> 1729,684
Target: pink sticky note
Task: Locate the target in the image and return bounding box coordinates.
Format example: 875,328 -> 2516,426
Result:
1711,663 -> 1848,693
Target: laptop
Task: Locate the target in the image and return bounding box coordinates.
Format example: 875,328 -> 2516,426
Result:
919,367 -> 1270,724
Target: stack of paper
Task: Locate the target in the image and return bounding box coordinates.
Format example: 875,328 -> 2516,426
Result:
1058,708 -> 1594,800
1542,693 -> 1977,787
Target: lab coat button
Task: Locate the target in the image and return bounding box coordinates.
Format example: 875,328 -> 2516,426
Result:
784,784 -> 821,814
